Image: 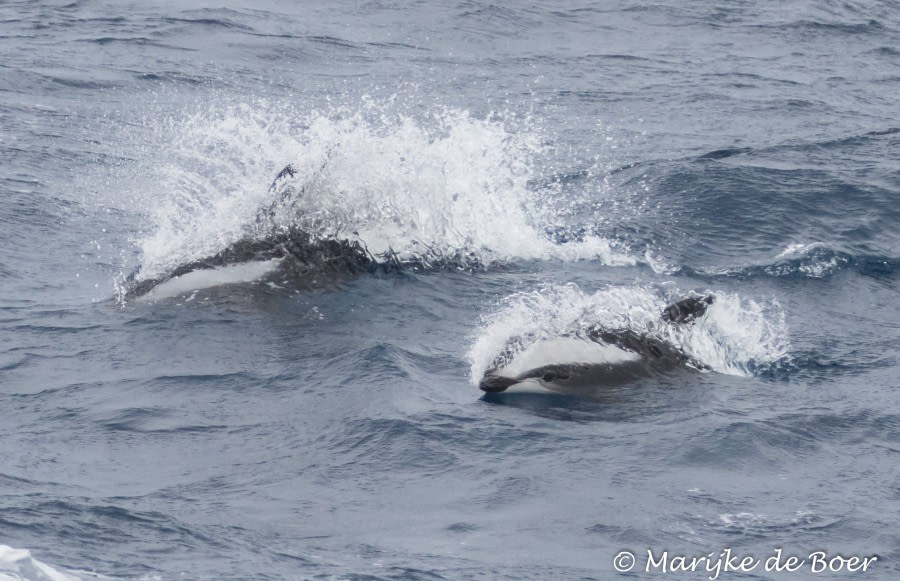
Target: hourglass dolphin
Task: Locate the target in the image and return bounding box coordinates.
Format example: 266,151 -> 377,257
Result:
479,294 -> 715,393
122,165 -> 374,300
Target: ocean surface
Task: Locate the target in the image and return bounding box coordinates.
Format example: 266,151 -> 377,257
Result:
2,1 -> 899,579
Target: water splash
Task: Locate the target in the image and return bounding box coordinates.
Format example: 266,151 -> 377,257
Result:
123,98 -> 633,282
467,283 -> 790,383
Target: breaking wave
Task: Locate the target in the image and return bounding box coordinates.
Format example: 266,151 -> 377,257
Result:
0,545 -> 109,581
690,243 -> 898,280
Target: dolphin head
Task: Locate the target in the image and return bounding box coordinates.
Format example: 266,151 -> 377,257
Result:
479,375 -> 521,393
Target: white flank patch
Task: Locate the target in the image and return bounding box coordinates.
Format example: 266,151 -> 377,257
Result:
138,259 -> 283,301
497,337 -> 640,378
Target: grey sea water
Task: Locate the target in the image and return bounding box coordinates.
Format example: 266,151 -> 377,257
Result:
1,1 -> 899,579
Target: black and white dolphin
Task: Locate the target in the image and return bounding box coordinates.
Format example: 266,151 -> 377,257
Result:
123,227 -> 373,299
122,165 -> 375,300
479,294 -> 714,393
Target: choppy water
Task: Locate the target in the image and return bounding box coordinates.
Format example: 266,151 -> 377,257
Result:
2,1 -> 899,579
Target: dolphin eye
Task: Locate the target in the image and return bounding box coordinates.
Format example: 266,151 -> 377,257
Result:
542,372 -> 558,382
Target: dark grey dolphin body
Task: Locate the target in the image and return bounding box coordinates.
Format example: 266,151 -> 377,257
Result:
123,165 -> 374,299
479,294 -> 714,393
123,228 -> 373,299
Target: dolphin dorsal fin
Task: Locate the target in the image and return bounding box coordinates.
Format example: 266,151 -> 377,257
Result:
661,294 -> 714,324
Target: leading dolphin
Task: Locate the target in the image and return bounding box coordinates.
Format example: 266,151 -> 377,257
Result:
479,294 -> 714,393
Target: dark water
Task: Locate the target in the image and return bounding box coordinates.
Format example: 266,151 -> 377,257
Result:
2,1 -> 899,579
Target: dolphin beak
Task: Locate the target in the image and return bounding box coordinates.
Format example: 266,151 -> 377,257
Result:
479,375 -> 520,393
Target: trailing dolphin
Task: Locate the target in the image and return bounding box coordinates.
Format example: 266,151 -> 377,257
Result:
122,165 -> 374,300
479,294 -> 714,393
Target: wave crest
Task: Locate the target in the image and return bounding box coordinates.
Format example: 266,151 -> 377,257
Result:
693,243 -> 897,279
